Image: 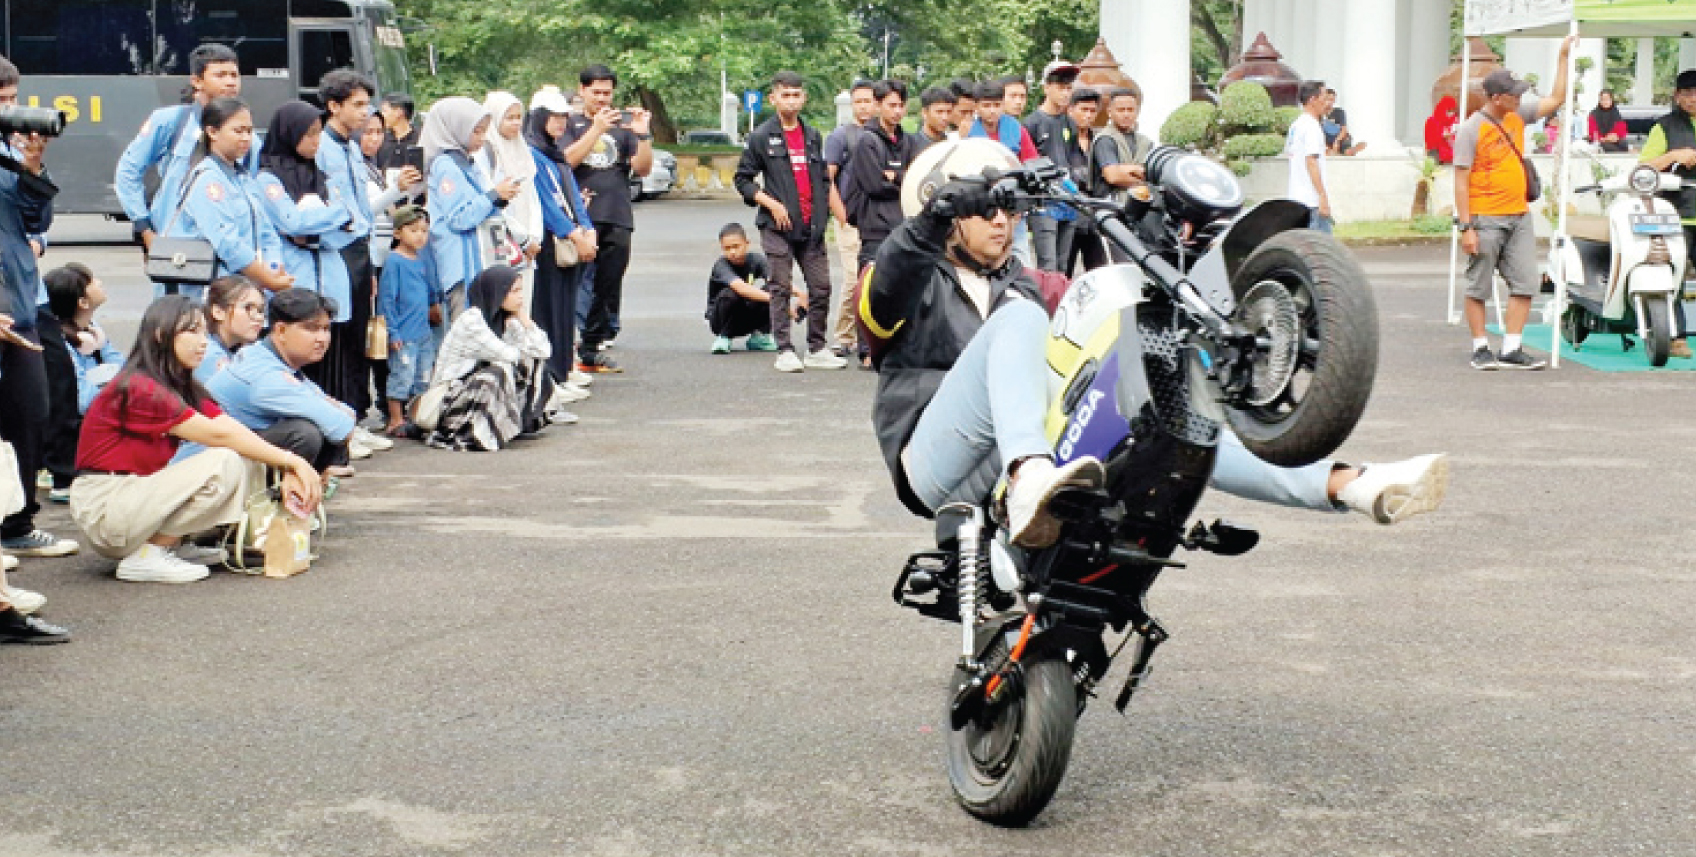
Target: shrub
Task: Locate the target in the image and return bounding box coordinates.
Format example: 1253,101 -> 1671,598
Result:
1271,105 -> 1302,136
1222,133 -> 1286,159
1218,82 -> 1275,130
1161,102 -> 1218,149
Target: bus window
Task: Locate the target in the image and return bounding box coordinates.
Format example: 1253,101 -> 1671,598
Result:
156,0 -> 290,77
296,27 -> 356,97
8,0 -> 152,75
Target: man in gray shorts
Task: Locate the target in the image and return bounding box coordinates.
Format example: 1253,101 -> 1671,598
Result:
1453,36 -> 1576,370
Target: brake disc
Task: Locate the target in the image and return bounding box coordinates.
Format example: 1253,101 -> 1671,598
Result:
1236,280 -> 1302,407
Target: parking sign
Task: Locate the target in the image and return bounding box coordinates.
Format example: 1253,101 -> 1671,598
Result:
744,89 -> 762,115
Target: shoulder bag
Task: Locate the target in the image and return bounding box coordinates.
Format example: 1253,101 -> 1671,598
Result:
1482,113 -> 1542,203
145,162 -> 251,290
539,159 -> 587,268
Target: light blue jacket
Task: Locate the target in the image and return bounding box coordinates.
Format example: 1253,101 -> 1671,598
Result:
426,151 -> 499,295
315,126 -> 373,250
206,338 -> 356,444
0,144 -> 52,330
255,172 -> 354,322
193,334 -> 236,387
66,325 -> 123,413
114,103 -> 200,236
161,156 -> 284,302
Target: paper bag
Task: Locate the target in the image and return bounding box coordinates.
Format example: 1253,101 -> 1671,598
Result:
262,512 -> 312,578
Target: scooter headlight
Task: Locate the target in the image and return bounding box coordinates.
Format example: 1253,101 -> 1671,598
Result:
1630,165 -> 1661,194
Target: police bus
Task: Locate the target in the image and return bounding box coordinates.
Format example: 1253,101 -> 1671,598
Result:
10,0 -> 412,214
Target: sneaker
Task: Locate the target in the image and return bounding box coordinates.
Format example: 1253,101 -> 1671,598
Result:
1469,346 -> 1498,370
353,426 -> 394,452
346,433 -> 375,460
47,488 -> 70,504
567,370 -> 594,387
552,409 -> 580,425
1496,348 -> 1547,370
774,350 -> 805,373
575,353 -> 622,374
4,586 -> 44,615
1671,339 -> 1693,359
600,338 -> 615,351
553,383 -> 590,404
1006,456 -> 1106,548
34,470 -> 51,491
0,609 -> 69,645
745,333 -> 778,352
804,349 -> 849,370
1337,454 -> 1449,525
1,530 -> 79,558
115,544 -> 209,583
172,544 -> 229,566
2,553 -> 15,571
711,336 -> 732,355
325,464 -> 357,479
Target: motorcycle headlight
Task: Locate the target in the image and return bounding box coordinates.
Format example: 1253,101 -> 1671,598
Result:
1630,165 -> 1660,194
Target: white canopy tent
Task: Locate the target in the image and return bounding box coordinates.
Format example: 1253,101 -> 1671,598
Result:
1449,0 -> 1696,367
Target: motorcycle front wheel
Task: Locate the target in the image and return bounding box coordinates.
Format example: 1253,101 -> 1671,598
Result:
945,644 -> 1076,827
1226,229 -> 1380,467
1644,297 -> 1672,367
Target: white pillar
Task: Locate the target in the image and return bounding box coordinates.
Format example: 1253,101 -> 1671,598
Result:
1576,37 -> 1607,112
1681,38 -> 1696,71
1304,0 -> 1349,86
1341,0 -> 1400,149
1403,0 -> 1450,147
1272,0 -> 1298,73
1104,0 -> 1190,143
1241,0 -> 1272,52
1281,1 -> 1315,85
1633,38 -> 1656,106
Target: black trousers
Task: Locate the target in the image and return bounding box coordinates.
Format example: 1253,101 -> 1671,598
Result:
533,239 -> 584,379
37,310 -> 80,490
708,289 -> 771,338
1065,221 -> 1110,276
306,240 -> 375,418
257,418 -> 349,473
578,226 -> 631,360
0,330 -> 48,538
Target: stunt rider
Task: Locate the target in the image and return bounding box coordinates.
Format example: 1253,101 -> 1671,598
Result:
857,139 -> 1447,546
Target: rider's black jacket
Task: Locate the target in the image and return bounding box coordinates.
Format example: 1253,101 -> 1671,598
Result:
861,212 -> 1044,518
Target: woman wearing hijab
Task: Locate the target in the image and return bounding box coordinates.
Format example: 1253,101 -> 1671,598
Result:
1588,90 -> 1628,153
526,89 -> 596,389
425,266 -> 557,451
1424,95 -> 1458,164
476,91 -> 543,309
423,97 -> 521,322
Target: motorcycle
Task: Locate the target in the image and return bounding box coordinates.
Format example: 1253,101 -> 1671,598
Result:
1549,162 -> 1688,366
891,151 -> 1380,826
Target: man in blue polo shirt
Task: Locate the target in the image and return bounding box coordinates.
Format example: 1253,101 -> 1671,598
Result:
207,291 -> 356,476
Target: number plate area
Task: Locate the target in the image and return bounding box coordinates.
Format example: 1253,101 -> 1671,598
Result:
1630,213 -> 1682,235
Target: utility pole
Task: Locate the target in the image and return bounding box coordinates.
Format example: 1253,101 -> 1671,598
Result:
882,29 -> 891,78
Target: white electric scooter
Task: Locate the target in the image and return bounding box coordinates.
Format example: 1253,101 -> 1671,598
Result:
1549,163 -> 1688,366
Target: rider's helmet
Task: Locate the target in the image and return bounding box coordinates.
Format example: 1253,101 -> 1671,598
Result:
901,137 -> 1020,218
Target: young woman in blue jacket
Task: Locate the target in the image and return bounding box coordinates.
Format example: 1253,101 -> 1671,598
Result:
422,97 -> 520,320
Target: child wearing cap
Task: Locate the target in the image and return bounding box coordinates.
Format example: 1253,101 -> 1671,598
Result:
378,205 -> 444,435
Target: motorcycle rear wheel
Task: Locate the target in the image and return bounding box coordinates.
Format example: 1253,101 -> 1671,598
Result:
945,644 -> 1077,827
1561,305 -> 1589,349
1645,297 -> 1672,367
1227,229 -> 1379,467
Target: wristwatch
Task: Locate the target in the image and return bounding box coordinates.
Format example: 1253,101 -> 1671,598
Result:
636,133 -> 653,141
1453,217 -> 1474,232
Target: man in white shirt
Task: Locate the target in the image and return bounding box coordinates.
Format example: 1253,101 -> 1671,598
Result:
1284,80 -> 1332,233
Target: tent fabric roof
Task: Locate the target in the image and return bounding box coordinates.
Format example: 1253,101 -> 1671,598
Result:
1466,0 -> 1696,37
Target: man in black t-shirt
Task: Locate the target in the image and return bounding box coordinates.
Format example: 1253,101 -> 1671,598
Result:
560,63 -> 653,373
1024,61 -> 1080,272
705,223 -> 776,353
374,93 -> 420,172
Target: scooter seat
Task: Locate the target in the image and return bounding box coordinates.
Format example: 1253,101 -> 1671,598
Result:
1568,215 -> 1611,244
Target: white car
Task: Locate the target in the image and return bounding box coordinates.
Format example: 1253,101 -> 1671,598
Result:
630,149 -> 676,201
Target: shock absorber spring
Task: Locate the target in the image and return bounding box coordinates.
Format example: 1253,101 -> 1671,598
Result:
955,507 -> 987,663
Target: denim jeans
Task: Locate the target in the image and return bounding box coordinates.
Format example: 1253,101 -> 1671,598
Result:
899,297 -> 1340,515
1308,208 -> 1334,234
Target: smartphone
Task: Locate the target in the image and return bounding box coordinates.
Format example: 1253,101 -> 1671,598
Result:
404,145 -> 425,170
617,109 -> 634,126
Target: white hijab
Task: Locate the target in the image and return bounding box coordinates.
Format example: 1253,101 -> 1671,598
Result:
420,96 -> 487,169
481,91 -> 536,184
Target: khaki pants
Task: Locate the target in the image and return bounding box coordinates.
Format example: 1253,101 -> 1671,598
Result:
69,448 -> 255,560
832,220 -> 862,350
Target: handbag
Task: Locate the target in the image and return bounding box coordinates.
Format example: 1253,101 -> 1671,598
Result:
1483,113 -> 1542,203
552,233 -> 580,267
145,161 -> 255,289
365,315 -> 389,361
542,161 -> 589,268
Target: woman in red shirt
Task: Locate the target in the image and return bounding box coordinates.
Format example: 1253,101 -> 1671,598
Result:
70,296 -> 322,583
1424,96 -> 1458,164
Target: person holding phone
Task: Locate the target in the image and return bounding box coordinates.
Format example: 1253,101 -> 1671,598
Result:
423,97 -> 520,322
560,63 -> 652,373
476,91 -> 544,308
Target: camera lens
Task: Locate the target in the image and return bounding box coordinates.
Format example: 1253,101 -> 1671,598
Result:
0,105 -> 66,137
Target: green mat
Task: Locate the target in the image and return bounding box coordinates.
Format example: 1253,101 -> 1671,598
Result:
1488,324 -> 1696,372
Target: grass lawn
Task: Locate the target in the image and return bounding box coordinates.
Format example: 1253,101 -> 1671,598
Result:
1333,215 -> 1453,243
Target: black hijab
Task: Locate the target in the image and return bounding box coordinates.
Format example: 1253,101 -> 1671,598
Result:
524,106 -> 565,164
259,100 -> 330,202
1590,92 -> 1625,132
468,266 -> 521,333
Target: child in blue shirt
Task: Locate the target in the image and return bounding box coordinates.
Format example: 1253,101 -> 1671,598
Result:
378,204 -> 443,435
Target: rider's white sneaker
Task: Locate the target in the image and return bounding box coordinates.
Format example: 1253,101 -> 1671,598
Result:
1006,456 -> 1105,548
1338,453 -> 1448,525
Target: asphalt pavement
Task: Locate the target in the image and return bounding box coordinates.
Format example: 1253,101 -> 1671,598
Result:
1,201 -> 1692,856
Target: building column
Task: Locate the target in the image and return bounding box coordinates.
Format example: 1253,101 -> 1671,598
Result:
1576,37 -> 1607,112
1340,0 -> 1400,148
1681,38 -> 1696,72
1103,0 -> 1190,143
1281,0 -> 1315,86
1633,38 -> 1655,106
1240,0 -> 1272,52
1402,0 -> 1451,145
1303,0 -> 1348,87
1272,0 -> 1298,74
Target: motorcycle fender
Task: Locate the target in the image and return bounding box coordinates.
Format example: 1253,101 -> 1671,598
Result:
1626,264 -> 1675,296
1215,199 -> 1313,291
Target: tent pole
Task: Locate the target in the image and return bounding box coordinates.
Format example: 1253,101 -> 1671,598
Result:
1447,5 -> 1471,326
1550,20 -> 1579,369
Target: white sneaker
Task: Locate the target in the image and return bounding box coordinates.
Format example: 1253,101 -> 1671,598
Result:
1337,453 -> 1449,525
804,349 -> 849,369
567,371 -> 594,387
116,544 -> 210,583
2,553 -> 16,571
1006,457 -> 1106,548
774,351 -> 805,373
4,586 -> 44,615
353,426 -> 394,452
172,544 -> 230,566
554,383 -> 590,403
552,409 -> 580,425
